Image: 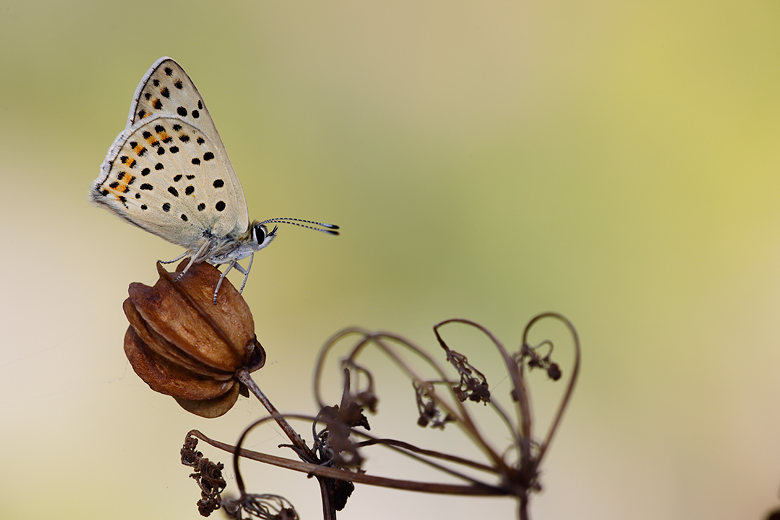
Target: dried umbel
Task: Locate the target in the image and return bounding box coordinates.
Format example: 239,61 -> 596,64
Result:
123,261 -> 265,418
175,314 -> 579,520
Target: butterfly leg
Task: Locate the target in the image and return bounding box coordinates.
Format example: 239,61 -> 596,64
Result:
174,255 -> 198,282
211,253 -> 254,304
158,250 -> 195,283
167,240 -> 212,282
236,252 -> 254,294
159,250 -> 189,264
213,259 -> 237,305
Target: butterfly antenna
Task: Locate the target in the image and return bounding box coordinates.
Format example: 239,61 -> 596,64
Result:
258,218 -> 340,235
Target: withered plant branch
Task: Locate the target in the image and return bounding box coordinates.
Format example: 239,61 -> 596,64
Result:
187,429 -> 507,496
296,410 -> 507,489
354,436 -> 495,474
314,329 -> 508,472
209,316 -> 578,520
434,314 -> 580,490
434,318 -> 533,463
236,369 -> 315,463
521,312 -> 580,466
235,370 -> 335,520
424,376 -> 520,450
348,432 -> 501,487
340,361 -> 375,398
369,332 -> 511,473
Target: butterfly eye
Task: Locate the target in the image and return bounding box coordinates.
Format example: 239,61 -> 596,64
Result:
252,224 -> 267,245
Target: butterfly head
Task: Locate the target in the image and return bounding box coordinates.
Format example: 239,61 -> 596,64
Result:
234,216 -> 338,258
249,221 -> 277,252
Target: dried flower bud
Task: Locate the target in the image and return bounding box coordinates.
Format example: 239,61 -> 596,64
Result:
123,261 -> 265,418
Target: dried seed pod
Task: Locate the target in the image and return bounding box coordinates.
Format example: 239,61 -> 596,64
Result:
123,261 -> 265,418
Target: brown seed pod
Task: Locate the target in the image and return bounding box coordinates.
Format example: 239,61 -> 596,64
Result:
123,260 -> 265,418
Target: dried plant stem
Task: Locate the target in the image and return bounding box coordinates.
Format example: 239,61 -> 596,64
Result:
187,428 -> 507,496
236,369 -> 313,460
235,369 -> 336,520
520,494 -> 529,520
434,319 -> 534,465
521,312 -> 580,466
314,329 -> 509,472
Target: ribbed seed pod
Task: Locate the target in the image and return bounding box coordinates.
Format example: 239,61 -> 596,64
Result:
123,261 -> 265,418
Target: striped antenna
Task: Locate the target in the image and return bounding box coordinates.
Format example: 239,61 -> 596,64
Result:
258,217 -> 340,236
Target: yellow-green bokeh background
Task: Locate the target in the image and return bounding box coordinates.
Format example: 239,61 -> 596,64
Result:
2,2 -> 779,519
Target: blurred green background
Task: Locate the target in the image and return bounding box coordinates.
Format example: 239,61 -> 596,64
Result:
1,1 -> 779,519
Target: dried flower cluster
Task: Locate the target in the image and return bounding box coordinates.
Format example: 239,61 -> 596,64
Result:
181,436 -> 227,516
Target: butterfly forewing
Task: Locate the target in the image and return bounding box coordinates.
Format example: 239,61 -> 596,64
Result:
127,57 -> 248,235
93,115 -> 245,248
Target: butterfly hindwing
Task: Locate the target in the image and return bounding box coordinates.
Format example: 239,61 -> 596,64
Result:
93,115 -> 245,248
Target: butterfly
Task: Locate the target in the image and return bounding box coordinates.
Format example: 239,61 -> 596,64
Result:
91,57 -> 338,303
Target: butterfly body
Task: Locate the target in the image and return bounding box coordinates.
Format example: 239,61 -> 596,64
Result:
91,57 -> 337,302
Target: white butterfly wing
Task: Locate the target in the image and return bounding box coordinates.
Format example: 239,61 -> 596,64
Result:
91,57 -> 249,243
92,115 -> 246,248
129,58 -> 217,139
